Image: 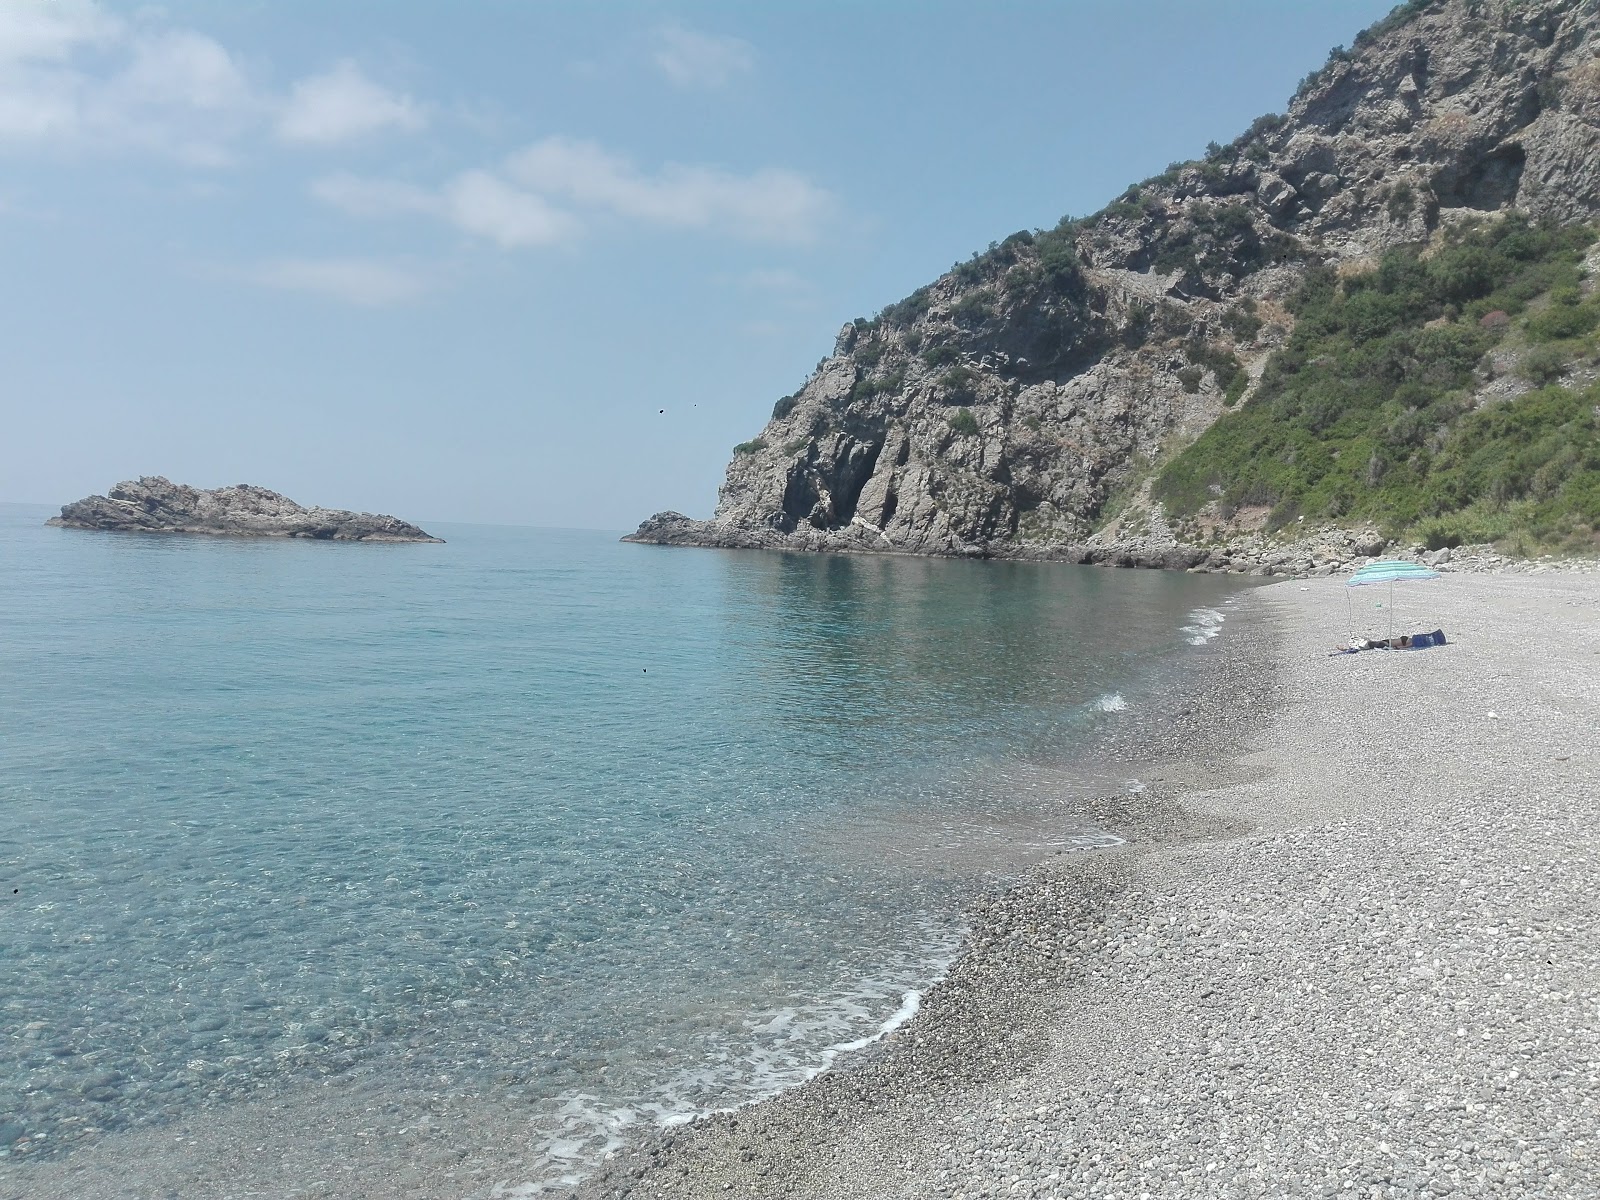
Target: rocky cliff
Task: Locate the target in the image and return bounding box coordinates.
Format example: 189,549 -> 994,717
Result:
48,477 -> 443,543
629,0 -> 1600,565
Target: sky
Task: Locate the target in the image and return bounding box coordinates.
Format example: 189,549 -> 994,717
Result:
0,0 -> 1401,530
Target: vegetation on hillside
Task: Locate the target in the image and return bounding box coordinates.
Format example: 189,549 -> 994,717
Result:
855,219 -> 1091,340
1294,0 -> 1446,100
1154,215 -> 1600,554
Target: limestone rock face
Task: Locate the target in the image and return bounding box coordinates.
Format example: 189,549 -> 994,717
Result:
628,0 -> 1600,562
48,477 -> 443,543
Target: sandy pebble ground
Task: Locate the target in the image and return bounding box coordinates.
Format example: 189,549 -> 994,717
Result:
576,571 -> 1600,1200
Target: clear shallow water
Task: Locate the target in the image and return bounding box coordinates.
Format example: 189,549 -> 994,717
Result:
0,506 -> 1246,1193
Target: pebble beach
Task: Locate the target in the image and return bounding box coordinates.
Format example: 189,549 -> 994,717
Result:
578,569 -> 1600,1200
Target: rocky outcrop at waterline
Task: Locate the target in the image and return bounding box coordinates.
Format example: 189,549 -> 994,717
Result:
48,477 -> 443,543
628,0 -> 1600,565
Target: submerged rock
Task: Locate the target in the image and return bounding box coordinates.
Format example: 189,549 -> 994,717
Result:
47,476 -> 442,543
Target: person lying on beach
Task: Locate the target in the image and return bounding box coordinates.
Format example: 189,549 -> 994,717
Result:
1333,631 -> 1445,654
1335,638 -> 1396,653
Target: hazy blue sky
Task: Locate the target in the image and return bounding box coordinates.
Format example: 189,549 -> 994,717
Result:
2,0 -> 1398,529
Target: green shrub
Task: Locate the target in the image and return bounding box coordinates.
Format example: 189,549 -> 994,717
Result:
1222,299 -> 1263,341
1034,225 -> 1085,292
948,407 -> 980,437
1355,0 -> 1440,48
1235,112 -> 1286,148
1386,181 -> 1415,221
1184,338 -> 1247,396
782,437 -> 809,456
1004,263 -> 1043,292
951,290 -> 995,324
733,439 -> 767,456
1177,367 -> 1204,393
940,366 -> 979,402
1123,302 -> 1154,346
849,368 -> 906,403
1153,214 -> 1600,551
771,394 -> 799,420
1152,203 -> 1285,279
921,343 -> 960,368
879,287 -> 932,327
1521,344 -> 1569,384
1525,298 -> 1600,343
1539,73 -> 1565,111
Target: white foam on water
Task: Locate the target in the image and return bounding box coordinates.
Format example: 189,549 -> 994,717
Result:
493,927 -> 959,1197
1094,692 -> 1128,713
1181,606 -> 1226,646
1033,831 -> 1124,851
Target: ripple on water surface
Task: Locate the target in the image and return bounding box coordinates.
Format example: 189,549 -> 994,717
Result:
0,511 -> 1249,1192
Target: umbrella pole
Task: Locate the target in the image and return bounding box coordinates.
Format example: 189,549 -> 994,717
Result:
1389,579 -> 1395,640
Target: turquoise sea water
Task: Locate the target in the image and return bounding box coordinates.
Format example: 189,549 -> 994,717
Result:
0,505 -> 1245,1193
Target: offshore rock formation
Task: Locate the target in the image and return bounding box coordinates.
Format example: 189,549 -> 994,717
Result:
628,0 -> 1600,563
48,477 -> 442,543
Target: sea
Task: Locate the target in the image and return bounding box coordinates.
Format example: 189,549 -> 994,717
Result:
0,504 -> 1247,1196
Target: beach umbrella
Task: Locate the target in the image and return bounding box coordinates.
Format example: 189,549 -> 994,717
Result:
1346,559 -> 1440,639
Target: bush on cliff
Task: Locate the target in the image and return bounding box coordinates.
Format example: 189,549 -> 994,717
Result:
1154,215 -> 1600,552
948,407 -> 980,437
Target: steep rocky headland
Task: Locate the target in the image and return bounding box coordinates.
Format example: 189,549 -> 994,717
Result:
47,477 -> 443,543
630,0 -> 1600,568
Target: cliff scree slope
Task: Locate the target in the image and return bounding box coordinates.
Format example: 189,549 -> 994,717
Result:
629,0 -> 1600,564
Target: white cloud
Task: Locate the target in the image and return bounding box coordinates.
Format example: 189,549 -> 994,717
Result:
738,268 -> 818,305
312,168 -> 578,248
246,258 -> 426,306
652,26 -> 754,89
741,268 -> 808,291
277,60 -> 423,145
0,1 -> 253,159
442,169 -> 576,248
310,171 -> 436,217
0,6 -> 423,160
0,0 -> 119,66
315,139 -> 833,249
117,31 -> 252,112
506,136 -> 832,242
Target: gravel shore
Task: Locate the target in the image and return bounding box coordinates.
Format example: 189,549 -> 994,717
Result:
577,571 -> 1600,1200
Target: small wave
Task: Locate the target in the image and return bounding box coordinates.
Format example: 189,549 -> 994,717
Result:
821,988 -> 922,1058
1035,831 -> 1125,852
492,933 -> 957,1197
1094,692 -> 1128,713
1180,606 -> 1225,646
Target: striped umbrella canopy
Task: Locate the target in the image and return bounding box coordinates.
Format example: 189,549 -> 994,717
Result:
1346,559 -> 1441,586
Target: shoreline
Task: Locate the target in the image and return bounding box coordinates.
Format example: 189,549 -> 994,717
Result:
0,573 -> 1266,1200
622,512 -> 1599,580
575,570 -> 1600,1199
0,561 -> 1259,1200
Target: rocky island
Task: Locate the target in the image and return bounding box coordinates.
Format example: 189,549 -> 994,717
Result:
47,476 -> 442,543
